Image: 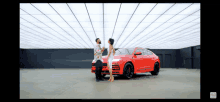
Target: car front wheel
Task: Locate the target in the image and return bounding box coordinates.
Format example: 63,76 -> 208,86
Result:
123,63 -> 134,79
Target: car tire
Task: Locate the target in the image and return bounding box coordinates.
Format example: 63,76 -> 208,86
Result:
123,63 -> 134,79
151,63 -> 159,75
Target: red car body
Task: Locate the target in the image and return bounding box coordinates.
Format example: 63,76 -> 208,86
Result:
91,47 -> 160,77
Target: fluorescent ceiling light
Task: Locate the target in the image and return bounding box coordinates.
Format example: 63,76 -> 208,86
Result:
20,3 -> 200,49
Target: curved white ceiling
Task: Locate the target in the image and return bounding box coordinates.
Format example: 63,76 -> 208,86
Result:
20,3 -> 200,49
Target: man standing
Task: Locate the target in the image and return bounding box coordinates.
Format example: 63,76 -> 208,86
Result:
94,38 -> 105,82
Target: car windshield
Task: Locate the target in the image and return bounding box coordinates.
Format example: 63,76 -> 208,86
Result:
114,49 -> 130,55
126,48 -> 135,55
113,48 -> 135,55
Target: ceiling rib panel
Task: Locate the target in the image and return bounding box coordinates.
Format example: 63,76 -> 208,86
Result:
20,3 -> 200,49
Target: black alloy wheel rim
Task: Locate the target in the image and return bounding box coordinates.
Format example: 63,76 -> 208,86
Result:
126,65 -> 133,77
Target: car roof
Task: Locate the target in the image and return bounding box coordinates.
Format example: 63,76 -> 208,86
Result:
135,47 -> 143,49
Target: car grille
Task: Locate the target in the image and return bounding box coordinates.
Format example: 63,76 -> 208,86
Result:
92,63 -> 107,66
92,63 -> 120,70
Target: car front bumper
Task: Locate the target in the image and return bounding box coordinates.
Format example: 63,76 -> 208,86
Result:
91,64 -> 122,75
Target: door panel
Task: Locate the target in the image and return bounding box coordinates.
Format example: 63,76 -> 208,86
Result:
144,55 -> 151,68
132,48 -> 141,70
133,55 -> 142,70
133,49 -> 145,71
143,49 -> 149,68
144,55 -> 152,71
165,54 -> 171,68
139,49 -> 146,70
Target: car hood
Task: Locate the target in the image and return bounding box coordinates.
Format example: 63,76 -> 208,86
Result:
102,55 -> 122,59
102,55 -> 130,63
92,55 -> 130,63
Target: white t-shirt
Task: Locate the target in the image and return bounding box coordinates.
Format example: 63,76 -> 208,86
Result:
93,44 -> 103,63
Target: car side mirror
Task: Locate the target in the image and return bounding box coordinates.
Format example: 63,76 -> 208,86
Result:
134,52 -> 142,55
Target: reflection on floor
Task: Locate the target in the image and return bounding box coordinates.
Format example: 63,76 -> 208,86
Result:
20,68 -> 200,99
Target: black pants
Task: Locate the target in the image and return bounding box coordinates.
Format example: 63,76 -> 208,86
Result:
95,60 -> 103,79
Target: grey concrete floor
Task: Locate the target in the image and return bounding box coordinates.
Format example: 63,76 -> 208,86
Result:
20,68 -> 200,99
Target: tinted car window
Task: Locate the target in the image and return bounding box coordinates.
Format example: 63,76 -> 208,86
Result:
148,50 -> 153,55
140,49 -> 145,55
126,48 -> 135,55
115,49 -> 129,55
143,49 -> 148,55
143,49 -> 153,55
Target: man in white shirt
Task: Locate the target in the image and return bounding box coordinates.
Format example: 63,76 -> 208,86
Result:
94,38 -> 105,82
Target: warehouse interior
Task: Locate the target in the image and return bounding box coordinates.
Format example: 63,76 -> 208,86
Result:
19,3 -> 200,99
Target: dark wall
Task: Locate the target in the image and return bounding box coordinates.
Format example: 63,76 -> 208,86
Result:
19,49 -> 108,68
192,45 -> 200,69
180,47 -> 192,68
175,49 -> 182,68
19,45 -> 200,69
175,45 -> 200,69
146,45 -> 200,69
148,49 -> 176,68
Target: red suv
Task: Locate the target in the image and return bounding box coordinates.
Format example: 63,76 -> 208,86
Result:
91,47 -> 160,78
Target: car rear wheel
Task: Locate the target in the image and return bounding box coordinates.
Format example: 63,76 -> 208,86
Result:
123,63 -> 134,79
151,63 -> 159,75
